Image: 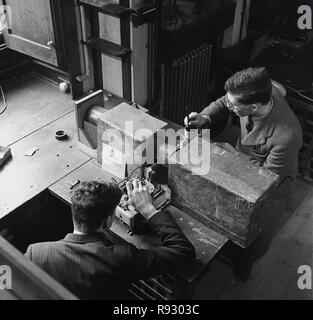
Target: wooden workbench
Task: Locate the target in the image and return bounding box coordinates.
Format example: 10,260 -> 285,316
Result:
0,111 -> 91,219
0,74 -> 74,147
0,76 -> 228,299
0,74 -> 91,218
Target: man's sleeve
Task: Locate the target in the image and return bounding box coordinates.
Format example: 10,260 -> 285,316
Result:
25,245 -> 33,260
263,144 -> 293,177
200,95 -> 231,127
113,211 -> 196,281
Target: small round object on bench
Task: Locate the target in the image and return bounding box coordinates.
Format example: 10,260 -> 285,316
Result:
55,131 -> 68,141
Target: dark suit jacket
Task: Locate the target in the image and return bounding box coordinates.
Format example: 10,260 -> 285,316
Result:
25,211 -> 195,300
200,86 -> 303,189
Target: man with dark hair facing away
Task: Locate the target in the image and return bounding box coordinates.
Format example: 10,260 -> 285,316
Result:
185,67 -> 303,276
25,180 -> 195,299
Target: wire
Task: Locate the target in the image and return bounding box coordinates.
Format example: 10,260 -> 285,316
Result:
0,86 -> 7,115
128,165 -> 146,179
285,85 -> 313,103
114,165 -> 146,188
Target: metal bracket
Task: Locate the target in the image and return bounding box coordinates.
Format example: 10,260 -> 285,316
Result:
78,0 -> 131,17
78,0 -> 157,26
82,38 -> 131,58
131,3 -> 157,27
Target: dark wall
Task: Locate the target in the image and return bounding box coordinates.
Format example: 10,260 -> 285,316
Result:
249,0 -> 313,40
160,0 -> 236,61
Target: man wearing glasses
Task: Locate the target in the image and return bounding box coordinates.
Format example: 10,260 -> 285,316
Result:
184,67 -> 303,265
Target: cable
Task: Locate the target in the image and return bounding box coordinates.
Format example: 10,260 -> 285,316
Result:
128,165 -> 146,179
0,85 -> 7,115
114,165 -> 146,188
285,85 -> 313,103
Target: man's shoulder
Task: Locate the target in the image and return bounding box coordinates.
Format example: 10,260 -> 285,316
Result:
27,239 -> 70,255
272,98 -> 302,136
25,240 -> 64,264
271,120 -> 302,145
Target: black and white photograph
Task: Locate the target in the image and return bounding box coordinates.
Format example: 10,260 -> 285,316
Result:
0,0 -> 312,305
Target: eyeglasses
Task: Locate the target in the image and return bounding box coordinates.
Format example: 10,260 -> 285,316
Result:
225,96 -> 235,110
225,95 -> 249,111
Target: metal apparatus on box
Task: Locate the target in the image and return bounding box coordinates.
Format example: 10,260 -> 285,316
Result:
74,90 -> 171,233
116,175 -> 171,235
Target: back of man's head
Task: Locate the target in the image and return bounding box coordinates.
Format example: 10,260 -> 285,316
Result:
70,181 -> 123,233
225,67 -> 272,105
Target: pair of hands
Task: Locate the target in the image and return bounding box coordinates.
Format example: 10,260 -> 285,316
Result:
126,180 -> 159,220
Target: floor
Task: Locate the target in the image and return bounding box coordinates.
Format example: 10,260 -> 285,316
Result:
194,179 -> 313,300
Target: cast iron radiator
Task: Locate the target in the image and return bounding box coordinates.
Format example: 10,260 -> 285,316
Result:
161,43 -> 213,124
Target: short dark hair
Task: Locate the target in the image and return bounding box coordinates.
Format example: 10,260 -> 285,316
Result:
225,67 -> 272,105
70,181 -> 123,233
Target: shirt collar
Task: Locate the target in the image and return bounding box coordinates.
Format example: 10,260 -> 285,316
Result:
63,233 -> 107,244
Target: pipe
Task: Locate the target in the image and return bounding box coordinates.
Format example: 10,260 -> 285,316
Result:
86,105 -> 106,126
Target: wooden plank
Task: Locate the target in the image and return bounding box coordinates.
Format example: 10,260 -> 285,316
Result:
79,0 -> 130,17
48,160 -> 113,203
0,74 -> 73,147
0,236 -> 77,300
0,289 -> 18,300
0,112 -> 91,219
120,0 -> 132,102
48,160 -> 228,283
83,38 -> 131,57
99,13 -> 121,44
101,54 -> 124,97
61,0 -> 86,99
130,22 -> 149,106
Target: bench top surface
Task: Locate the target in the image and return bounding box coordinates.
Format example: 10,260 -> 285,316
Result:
0,74 -> 73,147
0,111 -> 91,219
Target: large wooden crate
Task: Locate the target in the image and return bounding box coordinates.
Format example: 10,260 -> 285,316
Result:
168,138 -> 279,248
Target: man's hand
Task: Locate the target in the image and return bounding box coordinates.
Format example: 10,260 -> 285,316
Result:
126,179 -> 159,220
184,112 -> 210,128
213,142 -> 238,154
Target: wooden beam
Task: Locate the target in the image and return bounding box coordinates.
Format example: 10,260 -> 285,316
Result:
0,236 -> 77,300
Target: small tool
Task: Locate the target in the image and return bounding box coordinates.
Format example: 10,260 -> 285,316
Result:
70,180 -> 81,190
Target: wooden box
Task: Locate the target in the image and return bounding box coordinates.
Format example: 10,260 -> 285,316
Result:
168,138 -> 279,248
